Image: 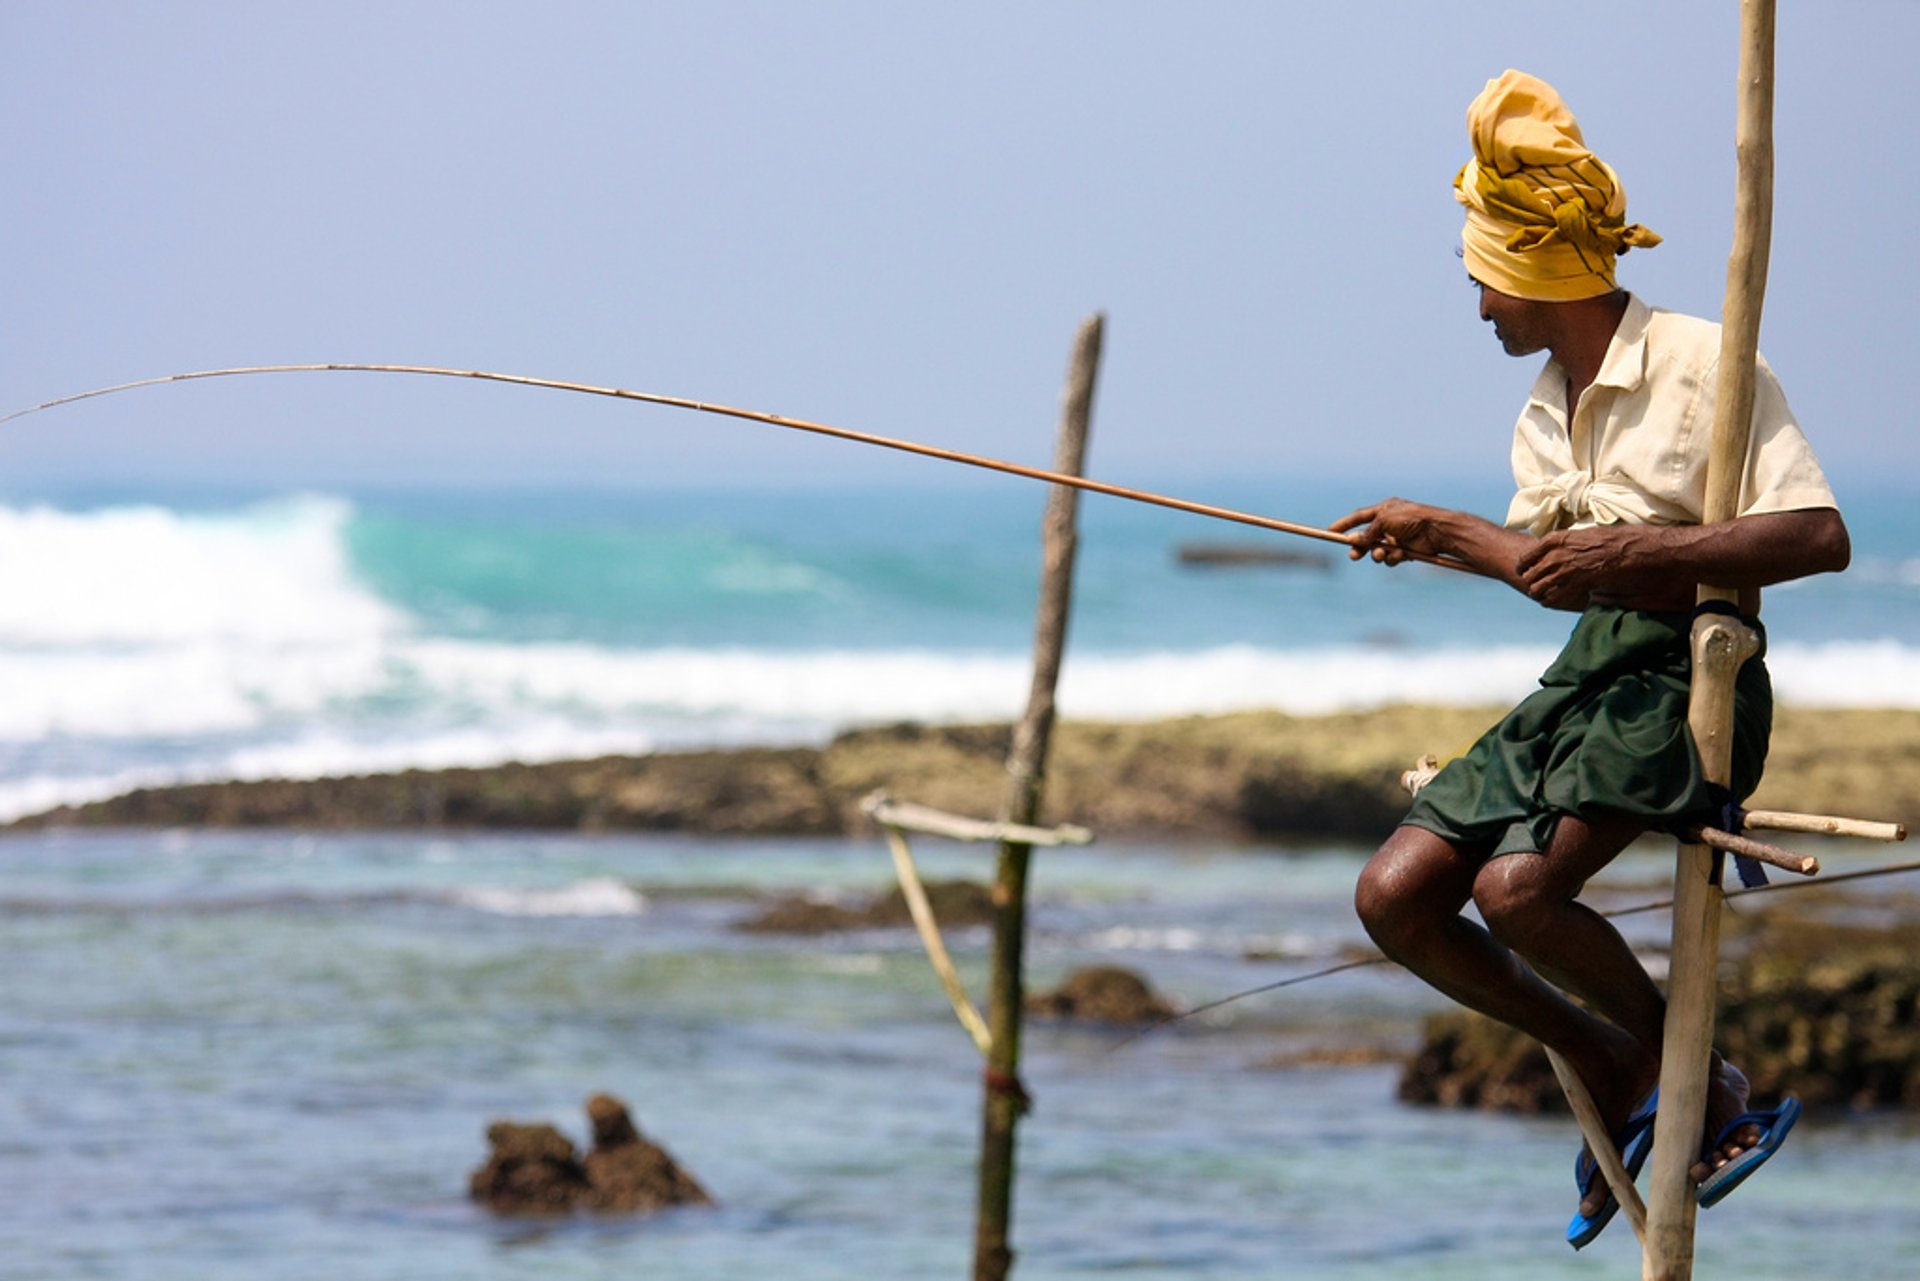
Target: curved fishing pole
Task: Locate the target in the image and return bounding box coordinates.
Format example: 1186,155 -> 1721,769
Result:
0,363 -> 1479,575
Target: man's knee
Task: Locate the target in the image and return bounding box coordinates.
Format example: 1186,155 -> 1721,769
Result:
1472,854 -> 1559,948
1353,856 -> 1404,947
1354,828 -> 1467,956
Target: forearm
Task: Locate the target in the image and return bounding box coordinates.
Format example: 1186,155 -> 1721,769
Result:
1418,509 -> 1539,589
1520,507 -> 1851,612
1608,508 -> 1851,590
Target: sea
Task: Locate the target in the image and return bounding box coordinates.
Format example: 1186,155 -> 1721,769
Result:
1,478 -> 1917,1279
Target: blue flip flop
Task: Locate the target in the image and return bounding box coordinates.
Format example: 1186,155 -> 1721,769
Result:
1567,1088 -> 1659,1250
1697,1096 -> 1801,1208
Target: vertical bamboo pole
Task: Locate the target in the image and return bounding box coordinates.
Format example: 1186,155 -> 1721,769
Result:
972,313 -> 1103,1281
1642,5 -> 1774,1278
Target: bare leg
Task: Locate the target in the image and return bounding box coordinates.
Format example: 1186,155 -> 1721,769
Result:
1471,813 -> 1665,1048
1469,813 -> 1762,1197
1354,826 -> 1652,1127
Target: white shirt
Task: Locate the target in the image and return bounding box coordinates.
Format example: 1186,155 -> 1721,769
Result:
1505,294 -> 1837,536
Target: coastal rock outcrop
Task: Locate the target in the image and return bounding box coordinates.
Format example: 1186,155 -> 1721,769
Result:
735,878 -> 995,934
1027,966 -> 1179,1025
13,706 -> 1915,844
1398,912 -> 1920,1113
469,1094 -> 713,1216
468,1121 -> 588,1214
0,709 -> 1499,840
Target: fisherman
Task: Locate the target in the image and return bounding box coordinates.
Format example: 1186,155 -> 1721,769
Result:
1332,70 -> 1849,1247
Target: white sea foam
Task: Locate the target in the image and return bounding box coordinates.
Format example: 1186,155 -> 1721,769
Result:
1767,639 -> 1920,707
0,495 -> 403,646
0,767 -> 186,825
450,877 -> 647,917
7,638 -> 1920,823
6,494 -> 1920,824
0,723 -> 672,823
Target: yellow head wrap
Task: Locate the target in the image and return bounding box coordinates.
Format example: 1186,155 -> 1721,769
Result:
1454,70 -> 1661,301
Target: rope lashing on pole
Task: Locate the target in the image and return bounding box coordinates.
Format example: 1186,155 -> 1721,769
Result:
0,363 -> 1480,575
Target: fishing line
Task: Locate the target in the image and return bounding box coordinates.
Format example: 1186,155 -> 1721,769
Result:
1110,853 -> 1920,1050
0,363 -> 1478,574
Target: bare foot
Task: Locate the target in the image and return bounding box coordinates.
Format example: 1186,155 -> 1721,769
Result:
1690,1059 -> 1758,1185
1575,1046 -> 1662,1220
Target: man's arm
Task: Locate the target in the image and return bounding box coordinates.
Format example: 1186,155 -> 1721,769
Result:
1517,507 -> 1850,611
1331,500 -> 1851,612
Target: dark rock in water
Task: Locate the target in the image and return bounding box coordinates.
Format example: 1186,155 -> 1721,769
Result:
1027,965 -> 1178,1025
587,1092 -> 642,1148
469,1094 -> 713,1216
1715,915 -> 1920,1110
578,1094 -> 714,1213
1397,1013 -> 1561,1113
468,1122 -> 590,1214
736,879 -> 994,934
1399,913 -> 1920,1114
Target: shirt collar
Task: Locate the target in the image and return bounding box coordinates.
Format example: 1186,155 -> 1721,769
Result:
1526,292 -> 1652,413
1592,293 -> 1652,392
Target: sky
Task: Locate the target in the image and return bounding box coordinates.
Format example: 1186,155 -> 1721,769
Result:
3,2 -> 1916,499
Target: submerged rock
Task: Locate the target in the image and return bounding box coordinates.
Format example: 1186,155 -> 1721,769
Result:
577,1094 -> 715,1213
469,1094 -> 713,1216
1027,966 -> 1178,1026
735,879 -> 995,934
468,1121 -> 589,1214
1397,1013 -> 1560,1113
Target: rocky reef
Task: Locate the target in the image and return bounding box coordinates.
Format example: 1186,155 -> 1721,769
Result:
1398,909 -> 1920,1114
736,878 -> 996,934
469,1094 -> 714,1216
1026,965 -> 1179,1025
15,706 -> 1911,842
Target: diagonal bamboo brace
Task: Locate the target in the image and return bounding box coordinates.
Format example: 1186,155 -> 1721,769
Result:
878,821 -> 994,1056
1547,1048 -> 1649,1245
861,789 -> 1099,1058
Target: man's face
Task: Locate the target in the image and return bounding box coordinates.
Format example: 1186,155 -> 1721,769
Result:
1475,281 -> 1550,357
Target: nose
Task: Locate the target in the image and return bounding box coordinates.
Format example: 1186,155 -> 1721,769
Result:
1477,286 -> 1492,322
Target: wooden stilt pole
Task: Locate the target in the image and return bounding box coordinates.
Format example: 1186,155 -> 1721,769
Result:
1643,5 -> 1775,1277
972,314 -> 1103,1281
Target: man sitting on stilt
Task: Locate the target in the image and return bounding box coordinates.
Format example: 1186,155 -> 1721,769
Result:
1332,69 -> 1849,1247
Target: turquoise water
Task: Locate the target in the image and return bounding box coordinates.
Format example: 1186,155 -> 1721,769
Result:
1,480 -> 1918,823
1,480 -> 1914,1274
0,828 -> 1913,1280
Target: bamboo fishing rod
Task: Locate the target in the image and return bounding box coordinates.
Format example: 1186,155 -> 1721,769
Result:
0,363 -> 1479,575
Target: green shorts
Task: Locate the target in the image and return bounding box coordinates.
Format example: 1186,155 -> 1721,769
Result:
1403,606 -> 1771,860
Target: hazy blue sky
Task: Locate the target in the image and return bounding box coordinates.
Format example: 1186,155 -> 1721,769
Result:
4,2 -> 1914,499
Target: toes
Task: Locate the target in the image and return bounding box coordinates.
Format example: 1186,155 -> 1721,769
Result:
1691,1129 -> 1757,1183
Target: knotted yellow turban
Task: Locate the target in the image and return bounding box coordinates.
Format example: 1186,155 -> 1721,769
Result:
1455,70 -> 1661,301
